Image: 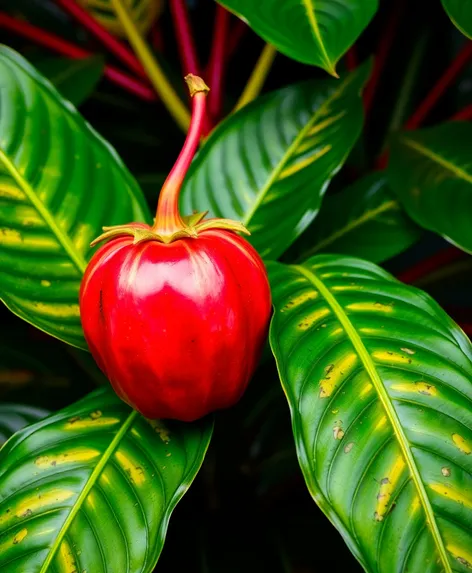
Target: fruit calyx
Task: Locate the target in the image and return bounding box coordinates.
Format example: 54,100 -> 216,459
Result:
91,74 -> 249,248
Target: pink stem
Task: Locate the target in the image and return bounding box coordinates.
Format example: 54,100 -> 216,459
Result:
154,82 -> 208,234
207,5 -> 231,121
169,0 -> 200,75
406,41 -> 472,130
0,11 -> 155,101
55,0 -> 146,79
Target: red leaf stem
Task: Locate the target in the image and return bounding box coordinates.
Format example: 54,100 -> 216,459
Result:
396,246 -> 466,284
0,11 -> 155,101
207,4 -> 231,121
55,0 -> 146,78
364,0 -> 405,114
169,0 -> 200,75
406,40 -> 472,130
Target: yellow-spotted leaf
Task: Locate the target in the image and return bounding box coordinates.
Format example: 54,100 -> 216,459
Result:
0,404 -> 49,446
269,255 -> 472,572
0,46 -> 150,350
218,0 -> 378,74
78,0 -> 164,37
182,62 -> 370,260
0,387 -> 213,572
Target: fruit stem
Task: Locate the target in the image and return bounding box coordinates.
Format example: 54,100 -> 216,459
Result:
153,75 -> 209,235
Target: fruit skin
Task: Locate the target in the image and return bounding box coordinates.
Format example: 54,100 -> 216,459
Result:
79,224 -> 272,422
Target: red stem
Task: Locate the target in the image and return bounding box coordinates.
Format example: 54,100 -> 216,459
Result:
451,103 -> 472,121
207,5 -> 231,121
406,40 -> 472,130
151,22 -> 164,53
169,0 -> 200,75
345,47 -> 358,71
364,0 -> 404,114
55,0 -> 146,79
0,12 -> 156,101
396,246 -> 465,284
226,18 -> 248,61
153,77 -> 208,234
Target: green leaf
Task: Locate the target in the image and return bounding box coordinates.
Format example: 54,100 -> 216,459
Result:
217,0 -> 378,75
0,46 -> 151,350
287,173 -> 422,264
0,404 -> 48,446
441,0 -> 472,39
182,63 -> 370,260
0,386 -> 213,572
388,123 -> 472,254
33,56 -> 105,107
269,255 -> 472,572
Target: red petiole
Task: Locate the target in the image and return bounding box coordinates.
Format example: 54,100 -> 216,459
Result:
0,11 -> 155,101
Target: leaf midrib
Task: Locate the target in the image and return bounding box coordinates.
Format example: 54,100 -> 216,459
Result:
0,148 -> 87,275
243,71 -> 357,227
39,410 -> 138,572
401,137 -> 472,184
301,0 -> 336,74
294,263 -> 452,573
300,200 -> 398,259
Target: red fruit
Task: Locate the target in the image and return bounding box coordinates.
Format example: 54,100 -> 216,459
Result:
79,75 -> 271,421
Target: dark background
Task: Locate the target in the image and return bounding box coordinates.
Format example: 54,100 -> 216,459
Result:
1,0 -> 471,570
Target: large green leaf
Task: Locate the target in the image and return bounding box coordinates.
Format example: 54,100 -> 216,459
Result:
33,56 -> 105,107
182,63 -> 369,260
269,255 -> 472,572
0,386 -> 213,572
388,123 -> 472,255
217,0 -> 378,75
0,46 -> 151,350
286,173 -> 421,264
441,0 -> 472,39
0,403 -> 48,445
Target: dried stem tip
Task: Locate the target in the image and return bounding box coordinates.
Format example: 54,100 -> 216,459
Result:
185,74 -> 210,97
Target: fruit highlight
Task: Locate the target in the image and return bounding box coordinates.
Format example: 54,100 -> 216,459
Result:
79,74 -> 272,421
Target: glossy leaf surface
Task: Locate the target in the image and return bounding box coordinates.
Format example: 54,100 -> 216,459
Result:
33,56 -> 105,107
182,64 -> 369,259
0,404 -> 48,446
0,386 -> 213,572
287,173 -> 421,264
269,255 -> 472,572
0,46 -> 150,350
217,0 -> 378,74
441,0 -> 472,39
388,123 -> 472,254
